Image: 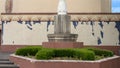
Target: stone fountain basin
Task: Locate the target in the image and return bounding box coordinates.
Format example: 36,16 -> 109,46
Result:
10,54 -> 120,68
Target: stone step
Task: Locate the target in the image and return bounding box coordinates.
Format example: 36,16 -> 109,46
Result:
0,59 -> 19,68
0,61 -> 14,64
0,64 -> 19,68
0,59 -> 9,61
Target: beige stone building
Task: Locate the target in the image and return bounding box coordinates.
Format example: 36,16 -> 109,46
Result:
0,0 -> 111,13
1,0 -> 120,46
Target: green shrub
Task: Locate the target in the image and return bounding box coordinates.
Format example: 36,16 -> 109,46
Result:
95,55 -> 104,60
35,48 -> 95,60
15,46 -> 42,56
15,46 -> 113,60
54,49 -> 75,58
85,47 -> 114,57
74,49 -> 95,60
35,49 -> 55,60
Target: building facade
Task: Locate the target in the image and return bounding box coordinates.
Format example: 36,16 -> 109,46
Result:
0,0 -> 111,13
1,0 -> 120,46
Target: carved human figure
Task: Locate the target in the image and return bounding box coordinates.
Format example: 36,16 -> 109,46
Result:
57,0 -> 67,15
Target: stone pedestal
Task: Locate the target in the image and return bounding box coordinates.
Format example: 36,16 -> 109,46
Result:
54,15 -> 71,34
48,15 -> 78,42
48,34 -> 78,42
42,42 -> 83,48
45,13 -> 81,48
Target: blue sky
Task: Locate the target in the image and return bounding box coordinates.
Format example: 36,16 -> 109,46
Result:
112,0 -> 120,13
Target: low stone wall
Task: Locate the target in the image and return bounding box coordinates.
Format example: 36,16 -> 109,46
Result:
0,45 -> 120,56
0,45 -> 38,52
10,54 -> 120,68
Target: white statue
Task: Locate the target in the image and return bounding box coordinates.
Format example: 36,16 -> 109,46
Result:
57,0 -> 67,15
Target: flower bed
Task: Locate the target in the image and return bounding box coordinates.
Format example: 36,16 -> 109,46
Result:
10,54 -> 120,68
15,46 -> 114,60
9,46 -> 120,68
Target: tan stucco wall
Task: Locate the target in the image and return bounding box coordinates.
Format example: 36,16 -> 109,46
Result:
101,0 -> 111,12
0,0 -> 111,13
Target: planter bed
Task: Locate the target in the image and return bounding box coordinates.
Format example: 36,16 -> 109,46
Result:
10,54 -> 120,68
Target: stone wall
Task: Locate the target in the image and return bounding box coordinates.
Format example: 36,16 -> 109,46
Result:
1,13 -> 120,45
1,21 -> 120,45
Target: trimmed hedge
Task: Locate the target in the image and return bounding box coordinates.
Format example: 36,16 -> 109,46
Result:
54,49 -> 75,57
74,49 -> 95,60
84,47 -> 114,57
35,48 -> 95,60
15,46 -> 114,60
15,46 -> 42,56
35,49 -> 55,60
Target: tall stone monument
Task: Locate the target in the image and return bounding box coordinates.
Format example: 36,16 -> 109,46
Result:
48,0 -> 78,42
43,0 -> 83,48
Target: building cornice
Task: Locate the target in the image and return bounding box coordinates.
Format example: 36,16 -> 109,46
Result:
1,13 -> 120,21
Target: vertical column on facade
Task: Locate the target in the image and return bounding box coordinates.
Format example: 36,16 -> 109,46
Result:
5,0 -> 13,13
101,0 -> 111,12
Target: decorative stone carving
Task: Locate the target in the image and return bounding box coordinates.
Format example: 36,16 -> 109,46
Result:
1,13 -> 120,21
